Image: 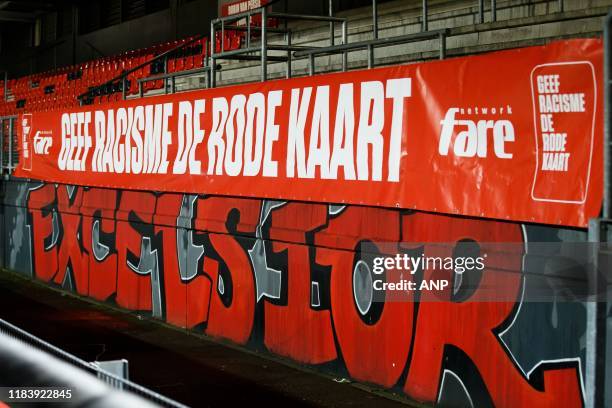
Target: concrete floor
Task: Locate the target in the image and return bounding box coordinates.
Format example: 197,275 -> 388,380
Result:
0,270 -> 420,408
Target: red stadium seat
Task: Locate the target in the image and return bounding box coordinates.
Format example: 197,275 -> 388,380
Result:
0,34 -> 218,114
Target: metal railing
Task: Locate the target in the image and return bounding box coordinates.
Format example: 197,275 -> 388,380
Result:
78,34 -> 212,104
0,318 -> 188,408
294,29 -> 447,72
476,0 -> 563,24
208,5 -> 348,86
84,0 -> 573,101
137,65 -> 220,97
207,0 -> 454,84
0,115 -> 17,174
207,0 -> 569,86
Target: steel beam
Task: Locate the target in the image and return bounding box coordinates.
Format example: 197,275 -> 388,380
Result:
422,0 -> 428,31
294,29 -> 447,58
0,10 -> 35,23
261,6 -> 267,82
372,0 -> 378,39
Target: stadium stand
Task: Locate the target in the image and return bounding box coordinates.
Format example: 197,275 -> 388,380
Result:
0,36 -> 211,115
1,0 -> 608,119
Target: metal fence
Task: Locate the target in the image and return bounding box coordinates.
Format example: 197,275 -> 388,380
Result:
0,318 -> 188,408
200,0 -> 569,88
209,6 -> 348,85
0,116 -> 17,174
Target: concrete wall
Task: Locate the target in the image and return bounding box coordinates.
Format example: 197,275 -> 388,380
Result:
77,9 -> 174,60
0,178 -> 592,407
76,0 -> 216,64
77,0 -> 215,61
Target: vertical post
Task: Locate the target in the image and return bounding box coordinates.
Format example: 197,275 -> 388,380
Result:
422,0 -> 428,31
586,220 -> 600,408
342,20 -> 348,71
478,0 -> 484,24
8,117 -> 13,172
163,55 -> 168,93
367,44 -> 374,69
558,0 -> 564,13
604,13 -> 611,220
309,54 -> 315,76
284,0 -> 289,33
372,0 -> 378,39
286,30 -> 292,79
221,20 -> 225,53
205,34 -> 209,62
329,0 -> 334,46
139,81 -> 144,97
122,77 -> 127,100
247,14 -> 251,48
586,218 -> 610,408
210,20 -> 216,88
491,0 -> 496,22
0,118 -> 3,171
439,32 -> 446,59
261,6 -> 267,82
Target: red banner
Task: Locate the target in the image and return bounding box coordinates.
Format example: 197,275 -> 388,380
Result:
15,39 -> 603,227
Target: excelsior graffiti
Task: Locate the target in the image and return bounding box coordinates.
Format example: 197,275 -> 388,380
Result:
0,180 -> 587,407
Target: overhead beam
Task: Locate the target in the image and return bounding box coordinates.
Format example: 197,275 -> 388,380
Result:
0,10 -> 36,22
2,1 -> 55,8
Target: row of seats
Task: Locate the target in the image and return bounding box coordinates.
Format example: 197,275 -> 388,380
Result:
0,27 -> 256,117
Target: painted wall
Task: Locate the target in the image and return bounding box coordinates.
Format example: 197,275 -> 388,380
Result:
0,178 -> 589,407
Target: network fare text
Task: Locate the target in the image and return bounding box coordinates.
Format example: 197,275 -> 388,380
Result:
57,78 -> 411,182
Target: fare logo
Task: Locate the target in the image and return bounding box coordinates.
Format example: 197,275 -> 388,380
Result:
438,107 -> 515,159
33,131 -> 53,155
